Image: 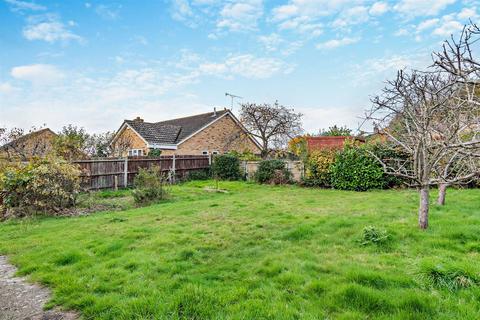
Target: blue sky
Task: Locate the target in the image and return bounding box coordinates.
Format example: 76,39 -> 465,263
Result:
0,0 -> 478,134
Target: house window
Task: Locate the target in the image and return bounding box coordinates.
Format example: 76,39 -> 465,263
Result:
128,149 -> 143,156
202,150 -> 209,155
212,150 -> 219,155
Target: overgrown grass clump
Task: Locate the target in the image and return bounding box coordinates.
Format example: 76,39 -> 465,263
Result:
0,181 -> 479,319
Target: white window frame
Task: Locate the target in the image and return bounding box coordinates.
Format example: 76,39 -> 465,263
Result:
212,150 -> 219,155
202,150 -> 209,155
128,149 -> 143,156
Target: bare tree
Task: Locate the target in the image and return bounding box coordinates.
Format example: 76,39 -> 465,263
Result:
367,69 -> 479,229
432,24 -> 480,204
110,134 -> 134,157
240,101 -> 303,158
85,132 -> 115,157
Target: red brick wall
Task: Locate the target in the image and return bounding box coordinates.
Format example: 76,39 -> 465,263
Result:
306,136 -> 364,151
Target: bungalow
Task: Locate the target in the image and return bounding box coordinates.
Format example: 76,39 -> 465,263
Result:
0,128 -> 57,161
111,108 -> 262,156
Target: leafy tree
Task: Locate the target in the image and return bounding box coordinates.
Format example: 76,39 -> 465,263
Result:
319,125 -> 352,137
54,125 -> 90,160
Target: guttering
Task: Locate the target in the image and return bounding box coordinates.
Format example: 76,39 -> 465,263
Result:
148,143 -> 177,150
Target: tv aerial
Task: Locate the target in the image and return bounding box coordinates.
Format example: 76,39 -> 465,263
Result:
225,92 -> 243,111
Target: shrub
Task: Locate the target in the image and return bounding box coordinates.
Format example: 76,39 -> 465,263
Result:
303,148 -> 338,187
211,154 -> 242,180
361,226 -> 390,246
0,157 -> 80,215
366,142 -> 409,188
186,169 -> 212,181
227,150 -> 261,161
132,166 -> 167,205
148,149 -> 162,157
255,160 -> 291,185
330,146 -> 386,191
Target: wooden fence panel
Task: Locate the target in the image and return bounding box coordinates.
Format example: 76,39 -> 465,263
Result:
72,155 -> 210,190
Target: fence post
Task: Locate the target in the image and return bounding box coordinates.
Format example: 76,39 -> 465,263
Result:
123,157 -> 128,187
172,154 -> 176,184
208,154 -> 212,165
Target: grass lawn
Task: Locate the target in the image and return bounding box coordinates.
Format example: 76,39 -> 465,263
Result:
0,181 -> 479,319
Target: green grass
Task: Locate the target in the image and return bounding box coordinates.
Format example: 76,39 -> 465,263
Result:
0,181 -> 479,319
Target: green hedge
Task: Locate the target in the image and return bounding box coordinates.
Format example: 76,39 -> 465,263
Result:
330,146 -> 386,191
211,154 -> 242,180
255,160 -> 291,185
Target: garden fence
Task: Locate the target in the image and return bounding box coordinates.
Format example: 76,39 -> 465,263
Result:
72,155 -> 210,190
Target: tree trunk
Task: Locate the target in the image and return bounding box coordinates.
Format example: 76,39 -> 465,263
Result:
437,183 -> 447,206
418,186 -> 429,230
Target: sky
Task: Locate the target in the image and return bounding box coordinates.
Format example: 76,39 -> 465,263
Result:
0,0 -> 478,134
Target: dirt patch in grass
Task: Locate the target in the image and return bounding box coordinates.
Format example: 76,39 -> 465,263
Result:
0,256 -> 77,320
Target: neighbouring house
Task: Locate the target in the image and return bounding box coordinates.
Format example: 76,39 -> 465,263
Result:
306,136 -> 365,152
110,108 -> 262,156
0,128 -> 57,161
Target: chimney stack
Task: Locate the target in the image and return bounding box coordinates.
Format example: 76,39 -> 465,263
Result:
213,107 -> 217,117
134,116 -> 144,123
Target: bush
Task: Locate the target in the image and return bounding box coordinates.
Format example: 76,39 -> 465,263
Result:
211,154 -> 242,180
148,149 -> 162,157
0,157 -> 80,216
255,160 -> 291,185
303,148 -> 338,187
132,166 -> 167,205
330,146 -> 386,191
186,169 -> 212,181
366,142 -> 409,188
227,150 -> 261,161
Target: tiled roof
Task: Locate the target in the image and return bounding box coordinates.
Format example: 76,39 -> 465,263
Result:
125,110 -> 229,145
0,128 -> 56,150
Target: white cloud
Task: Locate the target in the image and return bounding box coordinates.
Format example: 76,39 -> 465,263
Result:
369,2 -> 388,16
432,19 -> 464,36
170,0 -> 199,27
95,4 -> 122,20
271,0 -> 364,36
272,0 -> 362,21
332,6 -> 369,28
394,0 -> 456,17
394,28 -> 409,36
258,33 -> 283,52
11,64 -> 64,85
217,0 -> 263,31
0,82 -> 19,95
351,52 -> 432,86
4,0 -> 46,12
23,15 -> 83,43
316,37 -> 360,49
416,18 -> 439,32
457,7 -> 478,20
414,8 -> 476,38
199,54 -> 292,79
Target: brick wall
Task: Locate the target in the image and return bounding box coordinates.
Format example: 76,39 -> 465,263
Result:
112,126 -> 148,156
242,160 -> 304,182
174,114 -> 261,155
